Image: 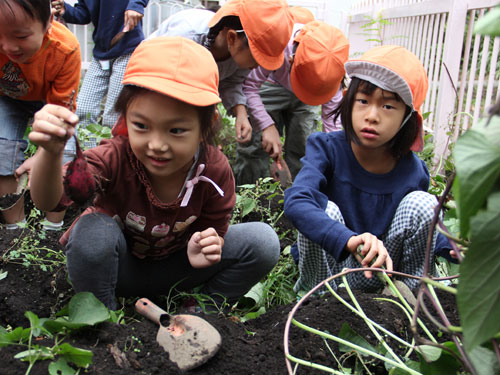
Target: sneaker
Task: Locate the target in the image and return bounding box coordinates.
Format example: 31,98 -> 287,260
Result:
4,219 -> 27,230
41,219 -> 64,231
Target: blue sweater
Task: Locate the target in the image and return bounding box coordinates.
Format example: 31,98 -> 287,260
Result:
284,131 -> 451,261
62,0 -> 148,60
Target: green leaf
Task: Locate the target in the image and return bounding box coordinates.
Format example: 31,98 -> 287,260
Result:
474,7 -> 500,36
338,322 -> 377,354
390,360 -> 420,374
44,293 -> 110,332
240,307 -> 267,322
67,292 -> 110,325
15,346 -> 53,361
453,118 -> 500,235
0,269 -> 7,281
415,344 -> 461,375
49,358 -> 76,375
468,345 -> 500,375
240,197 -> 257,218
0,326 -> 31,346
56,343 -> 93,367
458,192 -> 500,350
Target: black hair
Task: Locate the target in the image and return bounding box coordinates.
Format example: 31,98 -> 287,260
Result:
204,15 -> 248,50
0,0 -> 51,27
114,85 -> 219,159
330,77 -> 418,158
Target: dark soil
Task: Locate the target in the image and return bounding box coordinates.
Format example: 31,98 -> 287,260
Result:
0,197 -> 459,375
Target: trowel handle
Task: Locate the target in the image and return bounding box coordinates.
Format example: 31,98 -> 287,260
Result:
135,298 -> 170,325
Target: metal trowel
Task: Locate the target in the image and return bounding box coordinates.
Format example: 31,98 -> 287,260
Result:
0,173 -> 28,211
135,298 -> 221,371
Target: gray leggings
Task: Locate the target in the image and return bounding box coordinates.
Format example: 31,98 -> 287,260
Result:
66,213 -> 280,309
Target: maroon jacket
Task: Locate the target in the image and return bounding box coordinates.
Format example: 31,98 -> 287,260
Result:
59,136 -> 235,259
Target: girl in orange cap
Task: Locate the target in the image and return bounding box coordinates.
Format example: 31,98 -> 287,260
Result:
149,0 -> 294,145
28,36 -> 280,311
285,45 -> 454,293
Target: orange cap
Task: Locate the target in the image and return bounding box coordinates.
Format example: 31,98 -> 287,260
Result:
112,36 -> 220,137
208,0 -> 294,71
291,21 -> 349,106
289,6 -> 315,24
345,45 -> 429,152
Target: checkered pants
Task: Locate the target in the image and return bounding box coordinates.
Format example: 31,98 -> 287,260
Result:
294,191 -> 439,293
77,53 -> 132,129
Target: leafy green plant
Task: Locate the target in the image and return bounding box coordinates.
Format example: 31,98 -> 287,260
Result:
214,104 -> 237,165
77,121 -> 112,150
0,293 -> 112,375
231,177 -> 291,240
3,214 -> 65,272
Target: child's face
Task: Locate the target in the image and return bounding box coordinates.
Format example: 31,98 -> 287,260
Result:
351,87 -> 407,151
126,90 -> 203,181
0,1 -> 51,64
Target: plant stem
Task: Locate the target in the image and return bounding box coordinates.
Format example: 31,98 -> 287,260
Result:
326,283 -> 414,349
284,352 -> 345,374
342,275 -> 407,368
382,273 -> 437,343
291,319 -> 422,375
420,277 -> 457,294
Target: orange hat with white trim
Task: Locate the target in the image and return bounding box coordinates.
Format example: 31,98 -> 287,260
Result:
289,6 -> 315,24
345,45 -> 429,152
112,36 -> 221,137
208,0 -> 294,71
290,21 -> 349,106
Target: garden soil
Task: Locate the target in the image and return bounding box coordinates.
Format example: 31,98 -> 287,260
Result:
0,199 -> 459,375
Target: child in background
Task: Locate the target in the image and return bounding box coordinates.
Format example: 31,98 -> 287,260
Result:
148,0 -> 294,145
235,21 -> 349,184
0,0 -> 80,230
29,36 -> 280,311
52,0 -> 149,132
284,45 -> 452,293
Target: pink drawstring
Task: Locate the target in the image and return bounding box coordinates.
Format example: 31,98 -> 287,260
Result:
180,164 -> 224,207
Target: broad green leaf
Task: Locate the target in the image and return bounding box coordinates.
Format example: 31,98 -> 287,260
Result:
240,197 -> 257,217
67,292 -> 110,325
56,343 -> 93,367
44,293 -> 110,332
243,282 -> 265,307
468,345 -> 500,375
0,269 -> 7,280
416,346 -> 461,375
453,118 -> 500,235
474,6 -> 500,36
49,358 -> 76,375
458,192 -> 500,350
25,311 -> 52,338
0,326 -> 31,346
338,322 -> 376,354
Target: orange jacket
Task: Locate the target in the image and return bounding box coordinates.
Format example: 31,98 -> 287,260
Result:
0,21 -> 81,110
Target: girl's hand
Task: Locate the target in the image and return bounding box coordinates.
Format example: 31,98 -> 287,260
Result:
187,228 -> 223,269
29,104 -> 78,155
346,233 -> 393,279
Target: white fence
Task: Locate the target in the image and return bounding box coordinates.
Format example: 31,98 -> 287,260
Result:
344,0 -> 500,161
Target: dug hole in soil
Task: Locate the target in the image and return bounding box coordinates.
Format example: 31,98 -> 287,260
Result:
0,197 -> 459,374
